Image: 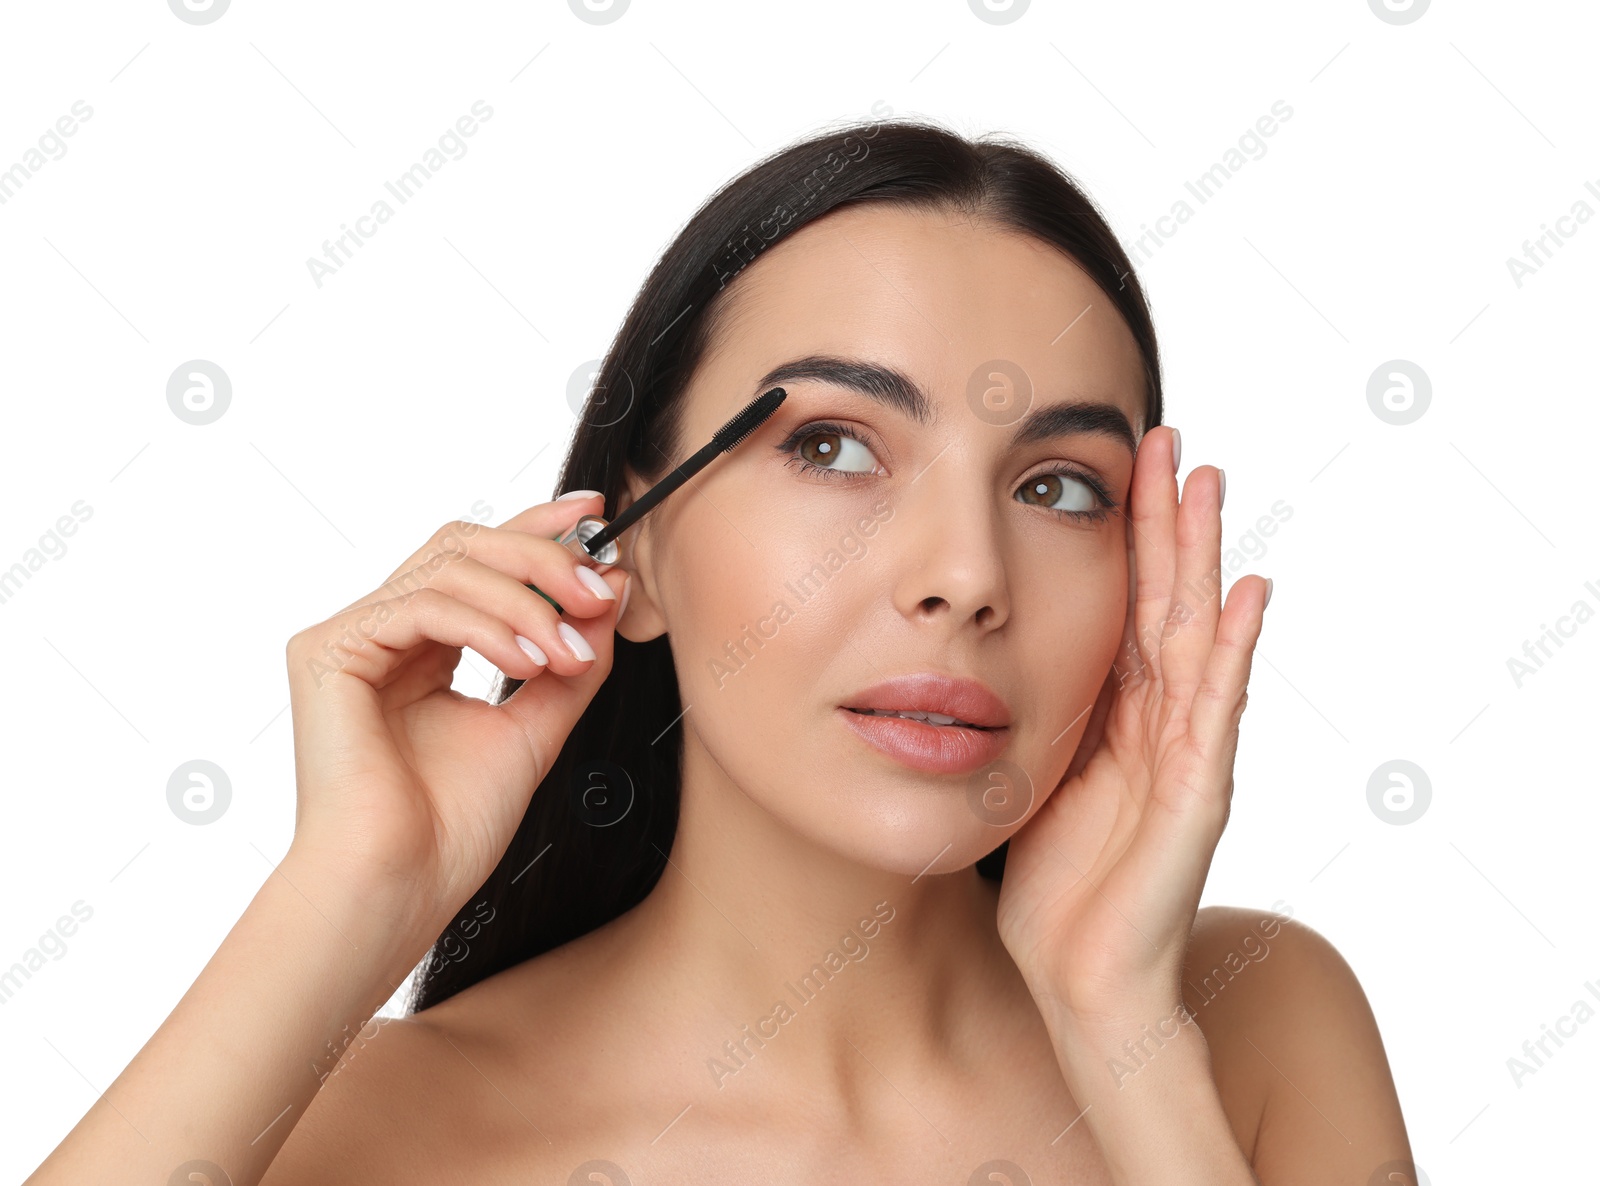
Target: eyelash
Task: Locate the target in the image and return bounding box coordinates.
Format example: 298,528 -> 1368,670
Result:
775,420 -> 1119,525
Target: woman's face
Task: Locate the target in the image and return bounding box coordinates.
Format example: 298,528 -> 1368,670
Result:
618,202 -> 1147,876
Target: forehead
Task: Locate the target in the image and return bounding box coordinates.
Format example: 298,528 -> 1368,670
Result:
701,202 -> 1148,436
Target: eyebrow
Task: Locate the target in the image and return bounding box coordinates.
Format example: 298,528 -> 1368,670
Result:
755,355 -> 1139,455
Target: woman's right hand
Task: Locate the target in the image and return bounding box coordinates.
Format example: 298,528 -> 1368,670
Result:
282,492 -> 630,942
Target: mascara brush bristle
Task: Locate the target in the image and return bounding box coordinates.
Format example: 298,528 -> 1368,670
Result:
714,387 -> 786,452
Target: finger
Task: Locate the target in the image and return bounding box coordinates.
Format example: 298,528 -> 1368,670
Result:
1108,574 -> 1268,917
292,587 -> 559,693
363,520 -> 621,631
1184,573 -> 1268,758
497,491 -> 606,532
493,564 -> 630,742
1127,426 -> 1181,683
1161,464 -> 1225,703
425,528 -> 623,622
405,554 -> 616,677
376,494 -> 606,590
497,492 -> 624,576
367,635 -> 466,699
1061,662 -> 1117,784
1110,516 -> 1145,689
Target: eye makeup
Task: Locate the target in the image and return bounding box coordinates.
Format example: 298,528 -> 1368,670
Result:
774,418 -> 1121,525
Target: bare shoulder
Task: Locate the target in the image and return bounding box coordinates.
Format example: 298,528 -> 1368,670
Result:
263,930 -> 652,1184
1182,904 -> 1415,1182
259,1007 -> 497,1185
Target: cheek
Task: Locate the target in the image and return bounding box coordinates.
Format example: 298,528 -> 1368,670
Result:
1021,543 -> 1130,705
662,534 -> 823,706
663,496 -> 882,729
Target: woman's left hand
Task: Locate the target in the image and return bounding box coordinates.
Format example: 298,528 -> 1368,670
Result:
995,426 -> 1271,1027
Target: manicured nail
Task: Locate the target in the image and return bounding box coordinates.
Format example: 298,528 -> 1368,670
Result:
575,565 -> 615,600
1217,467 -> 1226,509
1263,577 -> 1274,608
1170,428 -> 1182,474
557,489 -> 602,501
618,574 -> 633,620
557,621 -> 596,662
515,635 -> 548,665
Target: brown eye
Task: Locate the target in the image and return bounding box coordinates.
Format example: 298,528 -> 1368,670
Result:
1018,472 -> 1094,513
801,430 -> 842,465
792,427 -> 879,476
1017,471 -> 1115,525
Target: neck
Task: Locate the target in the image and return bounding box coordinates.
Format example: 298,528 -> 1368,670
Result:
611,730 -> 1040,1108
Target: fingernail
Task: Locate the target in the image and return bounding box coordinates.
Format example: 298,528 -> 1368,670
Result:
618,574 -> 633,621
1170,428 -> 1182,474
557,621 -> 596,662
515,635 -> 548,665
575,565 -> 616,600
1217,467 -> 1226,509
1263,577 -> 1274,608
557,489 -> 602,502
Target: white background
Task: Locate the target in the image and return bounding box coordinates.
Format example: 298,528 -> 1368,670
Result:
2,1 -> 1595,1181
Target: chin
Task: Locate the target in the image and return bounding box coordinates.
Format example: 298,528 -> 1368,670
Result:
791,796 -> 1010,879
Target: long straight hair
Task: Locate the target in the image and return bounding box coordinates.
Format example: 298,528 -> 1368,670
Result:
408,116 -> 1163,1013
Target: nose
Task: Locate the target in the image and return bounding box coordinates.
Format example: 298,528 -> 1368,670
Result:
888,466 -> 1012,633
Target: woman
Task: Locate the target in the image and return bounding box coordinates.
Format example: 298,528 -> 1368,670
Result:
30,118 -> 1413,1185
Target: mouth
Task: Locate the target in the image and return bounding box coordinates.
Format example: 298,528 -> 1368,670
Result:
836,671 -> 1012,773
843,706 -> 1000,730
835,706 -> 1010,774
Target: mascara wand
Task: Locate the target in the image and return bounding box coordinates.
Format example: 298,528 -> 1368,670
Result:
582,385 -> 787,559
529,386 -> 787,613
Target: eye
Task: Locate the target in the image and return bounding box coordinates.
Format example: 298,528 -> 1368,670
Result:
776,421 -> 883,479
1018,470 -> 1117,525
775,419 -> 1117,526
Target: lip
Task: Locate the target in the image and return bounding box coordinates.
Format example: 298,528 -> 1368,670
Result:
840,672 -> 1012,728
837,672 -> 1012,775
836,707 -> 1010,774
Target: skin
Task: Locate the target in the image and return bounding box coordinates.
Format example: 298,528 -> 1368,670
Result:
265,204 -> 1412,1181
28,202 -> 1410,1184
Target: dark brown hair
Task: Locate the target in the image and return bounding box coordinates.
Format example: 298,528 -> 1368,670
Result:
408,115 -> 1163,1013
